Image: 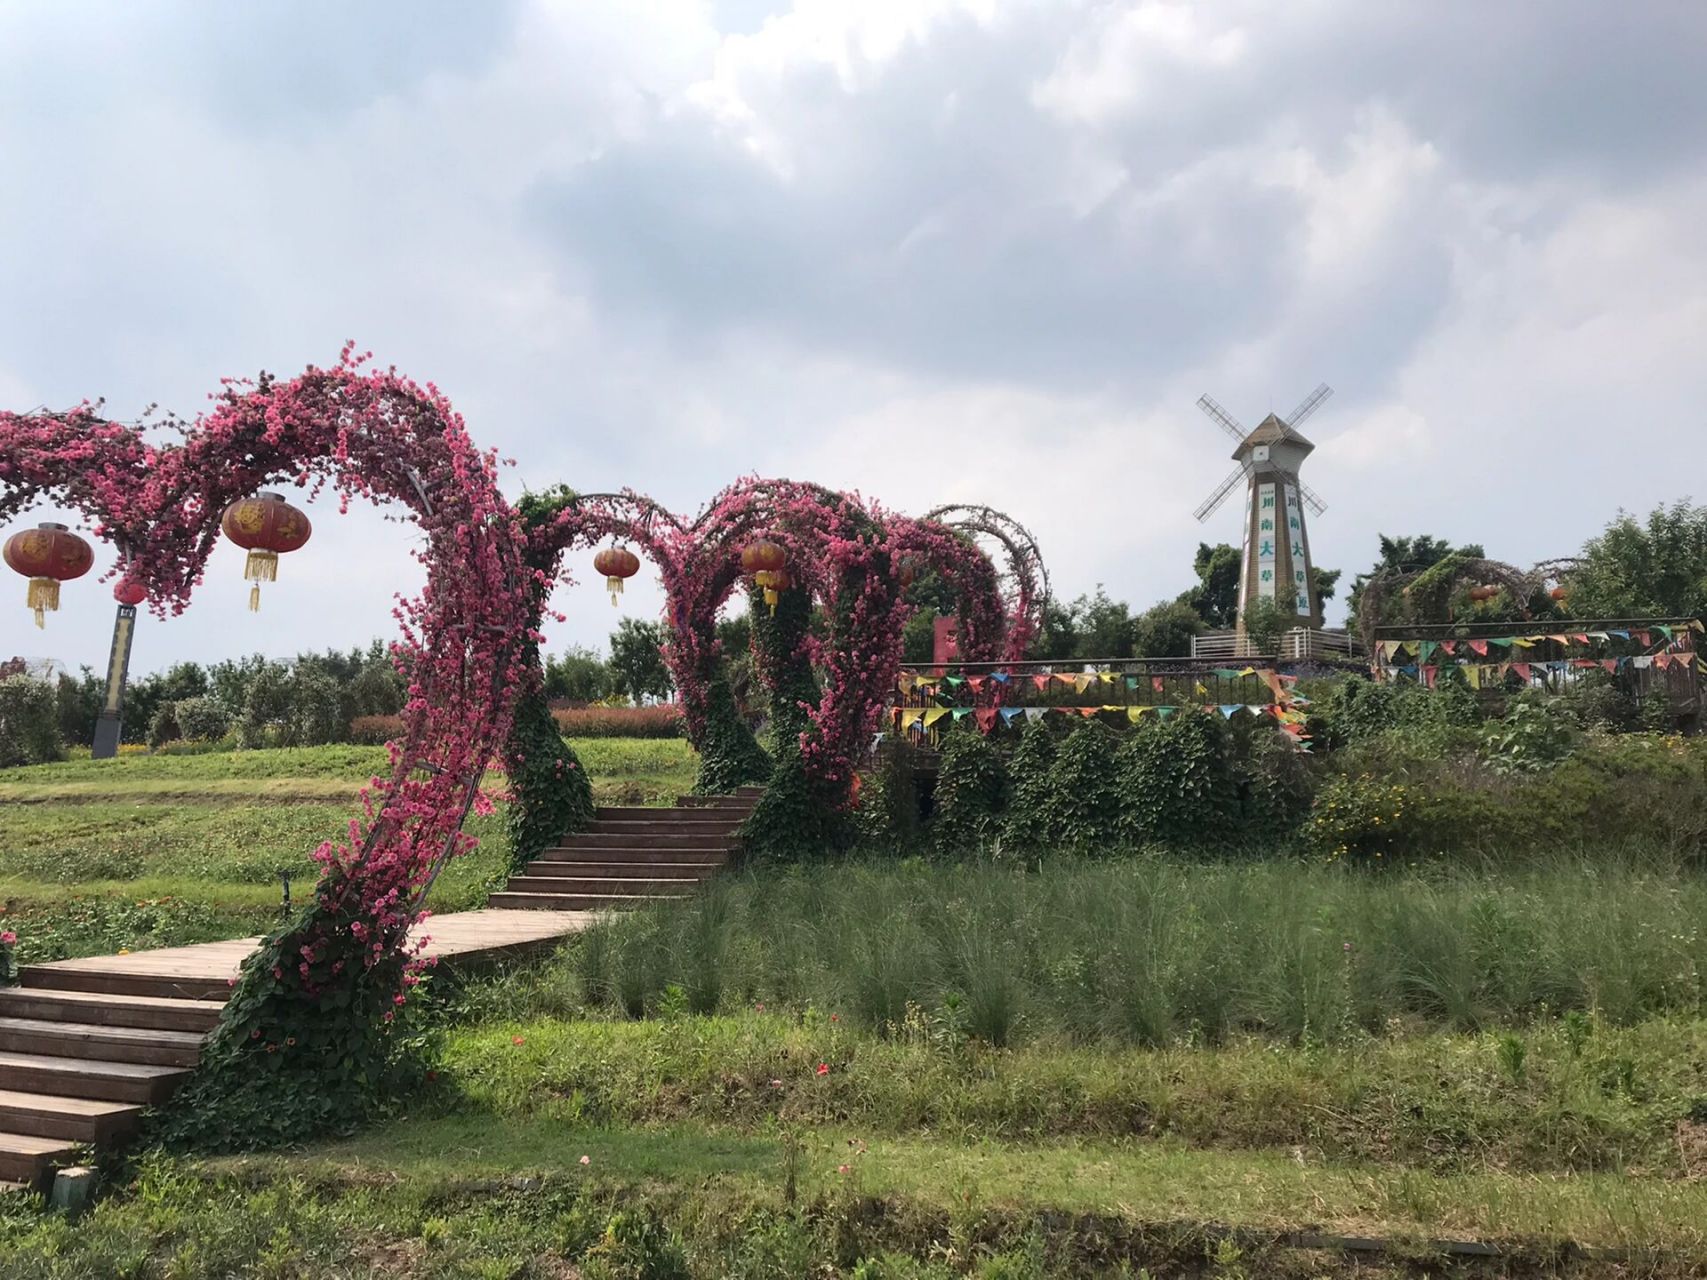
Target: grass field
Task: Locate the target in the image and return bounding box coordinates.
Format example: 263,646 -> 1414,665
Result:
7,741 -> 1707,1275
0,738 -> 697,963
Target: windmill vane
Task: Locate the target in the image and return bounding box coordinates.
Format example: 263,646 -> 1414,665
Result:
1191,383 -> 1333,631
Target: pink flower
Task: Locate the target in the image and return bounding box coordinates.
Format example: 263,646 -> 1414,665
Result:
816,1063 -> 830,1076
512,1035 -> 526,1046
0,930 -> 15,945
579,1155 -> 591,1166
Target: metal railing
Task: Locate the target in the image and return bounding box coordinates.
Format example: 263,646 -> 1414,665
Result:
1191,628 -> 1363,661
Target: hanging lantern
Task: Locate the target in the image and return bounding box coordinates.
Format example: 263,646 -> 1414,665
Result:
740,538 -> 786,577
3,522 -> 93,628
1468,584 -> 1498,604
898,556 -> 918,589
220,492 -> 312,611
112,576 -> 148,607
1549,585 -> 1569,603
753,567 -> 791,614
592,545 -> 641,607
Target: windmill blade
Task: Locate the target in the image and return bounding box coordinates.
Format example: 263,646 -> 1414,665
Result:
1284,383 -> 1333,433
1196,393 -> 1247,443
1298,479 -> 1328,517
1194,463 -> 1252,522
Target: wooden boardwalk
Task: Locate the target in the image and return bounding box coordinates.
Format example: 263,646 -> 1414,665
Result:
0,908 -> 595,1191
22,908 -> 598,1000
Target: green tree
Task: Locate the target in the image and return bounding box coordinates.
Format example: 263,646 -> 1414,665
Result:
1070,587 -> 1135,659
543,645 -> 613,703
1565,500 -> 1707,619
1131,600 -> 1202,658
1312,566 -> 1342,603
1184,542 -> 1242,628
609,618 -> 674,704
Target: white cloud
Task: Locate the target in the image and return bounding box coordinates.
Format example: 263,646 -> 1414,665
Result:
1,0 -> 1705,666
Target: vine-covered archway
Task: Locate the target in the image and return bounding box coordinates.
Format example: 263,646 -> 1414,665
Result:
0,348 -> 532,1143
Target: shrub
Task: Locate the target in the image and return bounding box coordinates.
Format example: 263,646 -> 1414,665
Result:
0,675 -> 64,766
349,714 -> 404,745
1000,719 -> 1058,849
1232,720 -> 1313,841
1480,698 -> 1577,773
175,696 -> 232,742
147,700 -> 182,748
1118,712 -> 1239,846
1305,773 -> 1414,863
286,668 -> 345,747
1039,721 -> 1123,850
931,726 -> 1008,852
854,739 -> 922,853
550,704 -> 684,739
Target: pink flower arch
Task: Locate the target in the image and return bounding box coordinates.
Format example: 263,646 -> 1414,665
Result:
0,348 -> 532,1121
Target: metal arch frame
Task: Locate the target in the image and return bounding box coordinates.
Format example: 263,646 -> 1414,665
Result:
921,503 -> 1051,609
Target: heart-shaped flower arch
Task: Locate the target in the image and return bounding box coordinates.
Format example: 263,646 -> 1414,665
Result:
0,347 -> 535,1138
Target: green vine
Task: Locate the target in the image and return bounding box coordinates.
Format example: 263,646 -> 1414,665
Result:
505,488 -> 597,865
693,672 -> 772,794
932,724 -> 1009,852
154,916 -> 436,1150
503,643 -> 594,872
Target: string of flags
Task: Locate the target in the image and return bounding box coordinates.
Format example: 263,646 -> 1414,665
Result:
897,666 -> 1283,696
1376,621 -> 1703,665
892,702 -> 1306,731
1382,654 -> 1707,687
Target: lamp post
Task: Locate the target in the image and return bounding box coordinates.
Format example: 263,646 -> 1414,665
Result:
92,576 -> 145,759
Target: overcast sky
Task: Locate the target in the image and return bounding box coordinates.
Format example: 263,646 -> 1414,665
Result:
3,1 -> 1704,675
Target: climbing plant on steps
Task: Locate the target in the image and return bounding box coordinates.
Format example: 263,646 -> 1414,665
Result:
502,488 -> 596,872
0,349 -> 534,1145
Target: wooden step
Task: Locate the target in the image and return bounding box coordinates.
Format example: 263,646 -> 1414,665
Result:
505,876 -> 701,896
586,821 -> 743,837
488,892 -> 688,912
0,988 -> 225,1034
21,965 -> 232,1002
520,860 -> 723,879
0,1052 -> 192,1105
538,846 -> 729,866
555,831 -> 737,851
0,1018 -> 205,1069
0,1132 -> 80,1184
0,1090 -> 141,1143
597,806 -> 748,822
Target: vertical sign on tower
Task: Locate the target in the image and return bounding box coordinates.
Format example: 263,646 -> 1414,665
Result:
1283,485 -> 1310,615
1237,482 -> 1253,619
1256,484 -> 1277,599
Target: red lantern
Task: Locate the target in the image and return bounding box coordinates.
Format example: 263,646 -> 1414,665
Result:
592,545 -> 641,607
113,576 -> 148,607
898,556 -> 918,589
4,522 -> 93,628
740,538 -> 786,577
220,492 -> 311,611
754,567 -> 791,614
1549,585 -> 1569,603
1468,584 -> 1498,604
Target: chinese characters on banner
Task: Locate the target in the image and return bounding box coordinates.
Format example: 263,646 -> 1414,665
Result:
1283,484 -> 1310,615
1256,483 -> 1277,599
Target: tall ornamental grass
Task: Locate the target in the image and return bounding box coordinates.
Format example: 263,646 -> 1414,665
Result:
567,851 -> 1707,1047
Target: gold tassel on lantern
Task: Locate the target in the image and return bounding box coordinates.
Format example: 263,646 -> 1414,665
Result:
26,577 -> 58,629
754,569 -> 785,614
607,576 -> 623,607
244,549 -> 278,612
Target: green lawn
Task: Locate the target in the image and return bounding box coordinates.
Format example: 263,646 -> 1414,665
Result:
0,738 -> 697,963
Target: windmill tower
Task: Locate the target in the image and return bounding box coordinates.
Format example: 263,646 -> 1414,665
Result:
1192,384 -> 1333,632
